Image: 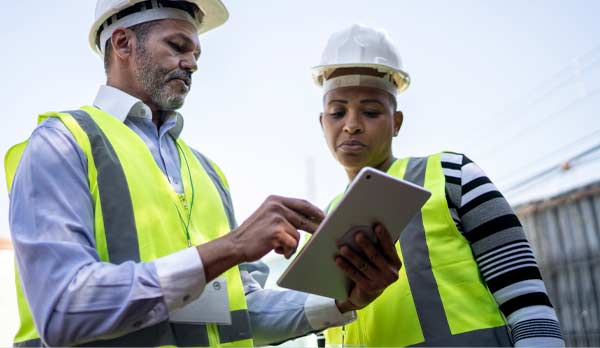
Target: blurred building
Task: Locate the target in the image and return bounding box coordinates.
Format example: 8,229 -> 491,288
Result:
507,142 -> 600,347
515,178 -> 600,347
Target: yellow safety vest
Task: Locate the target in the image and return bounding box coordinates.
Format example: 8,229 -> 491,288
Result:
324,155 -> 512,347
5,107 -> 253,347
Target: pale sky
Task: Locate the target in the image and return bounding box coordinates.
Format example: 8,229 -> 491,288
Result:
1,0 -> 599,239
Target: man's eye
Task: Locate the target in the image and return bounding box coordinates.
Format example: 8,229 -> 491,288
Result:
169,42 -> 183,52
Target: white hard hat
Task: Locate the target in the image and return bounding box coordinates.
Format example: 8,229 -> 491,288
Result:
90,0 -> 229,55
313,24 -> 410,94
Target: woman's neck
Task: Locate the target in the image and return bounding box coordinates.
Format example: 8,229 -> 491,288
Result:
345,155 -> 397,182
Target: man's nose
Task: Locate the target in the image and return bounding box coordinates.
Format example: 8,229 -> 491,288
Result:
180,55 -> 198,74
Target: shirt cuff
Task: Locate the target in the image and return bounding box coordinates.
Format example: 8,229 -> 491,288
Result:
154,247 -> 206,313
304,294 -> 356,330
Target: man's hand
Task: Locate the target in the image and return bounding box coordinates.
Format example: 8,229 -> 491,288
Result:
334,223 -> 402,312
232,195 -> 325,261
197,195 -> 324,282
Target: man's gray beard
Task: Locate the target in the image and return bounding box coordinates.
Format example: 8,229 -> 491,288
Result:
135,51 -> 186,111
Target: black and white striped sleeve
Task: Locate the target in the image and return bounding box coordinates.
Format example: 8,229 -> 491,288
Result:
441,152 -> 565,347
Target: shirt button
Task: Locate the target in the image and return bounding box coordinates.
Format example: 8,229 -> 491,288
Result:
183,294 -> 190,302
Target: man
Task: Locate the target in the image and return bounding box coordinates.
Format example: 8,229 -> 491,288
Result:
4,3 -> 401,346
314,24 -> 564,347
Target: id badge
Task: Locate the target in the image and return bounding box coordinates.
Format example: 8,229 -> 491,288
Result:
170,278 -> 231,325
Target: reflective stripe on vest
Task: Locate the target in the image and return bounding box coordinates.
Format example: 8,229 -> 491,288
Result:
401,157 -> 452,340
69,109 -> 140,263
191,149 -> 238,230
76,310 -> 252,347
14,311 -> 252,348
324,156 -> 511,347
13,338 -> 42,348
7,109 -> 252,347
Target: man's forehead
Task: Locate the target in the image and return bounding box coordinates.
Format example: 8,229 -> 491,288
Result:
152,18 -> 199,39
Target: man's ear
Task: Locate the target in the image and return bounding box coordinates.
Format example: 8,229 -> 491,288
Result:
393,110 -> 403,136
111,28 -> 135,61
319,113 -> 324,130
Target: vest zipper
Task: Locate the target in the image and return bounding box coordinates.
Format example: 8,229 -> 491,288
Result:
342,324 -> 345,348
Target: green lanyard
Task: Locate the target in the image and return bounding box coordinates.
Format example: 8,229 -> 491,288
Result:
174,140 -> 195,248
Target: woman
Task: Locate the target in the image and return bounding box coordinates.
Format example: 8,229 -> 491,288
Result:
315,24 -> 564,347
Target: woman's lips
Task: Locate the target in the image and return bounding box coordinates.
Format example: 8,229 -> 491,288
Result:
338,140 -> 367,152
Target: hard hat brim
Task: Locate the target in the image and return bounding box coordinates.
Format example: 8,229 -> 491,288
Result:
312,63 -> 410,94
89,0 -> 229,56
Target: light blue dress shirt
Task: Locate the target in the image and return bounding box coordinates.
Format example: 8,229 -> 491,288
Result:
8,85 -> 354,346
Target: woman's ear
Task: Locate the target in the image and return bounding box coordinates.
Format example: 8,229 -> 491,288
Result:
393,111 -> 403,136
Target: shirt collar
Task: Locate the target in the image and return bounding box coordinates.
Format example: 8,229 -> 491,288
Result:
93,85 -> 184,138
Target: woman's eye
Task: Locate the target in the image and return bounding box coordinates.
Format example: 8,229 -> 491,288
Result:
328,111 -> 345,118
364,110 -> 381,118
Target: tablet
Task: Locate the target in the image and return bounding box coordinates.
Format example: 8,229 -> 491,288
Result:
276,166 -> 431,300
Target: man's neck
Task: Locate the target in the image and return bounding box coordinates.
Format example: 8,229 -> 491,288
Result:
105,80 -> 162,128
153,112 -> 165,128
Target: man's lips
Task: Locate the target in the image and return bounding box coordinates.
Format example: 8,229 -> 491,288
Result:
169,77 -> 191,87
